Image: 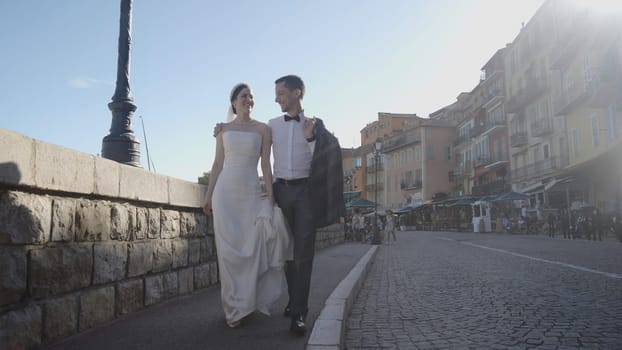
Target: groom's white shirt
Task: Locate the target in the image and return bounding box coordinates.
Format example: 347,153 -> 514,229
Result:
269,113 -> 315,180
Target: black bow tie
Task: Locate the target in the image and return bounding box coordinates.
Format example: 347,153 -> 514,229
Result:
284,115 -> 300,122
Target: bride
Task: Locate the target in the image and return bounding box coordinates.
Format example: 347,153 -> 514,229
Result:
203,83 -> 292,328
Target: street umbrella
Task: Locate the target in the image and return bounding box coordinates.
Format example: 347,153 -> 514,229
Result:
345,198 -> 378,208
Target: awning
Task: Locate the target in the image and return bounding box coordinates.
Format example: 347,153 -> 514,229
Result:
490,191 -> 529,202
343,191 -> 361,201
544,176 -> 574,192
520,181 -> 544,194
345,198 -> 377,208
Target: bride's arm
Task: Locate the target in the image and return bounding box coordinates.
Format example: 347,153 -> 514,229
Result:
203,132 -> 225,215
260,125 -> 275,205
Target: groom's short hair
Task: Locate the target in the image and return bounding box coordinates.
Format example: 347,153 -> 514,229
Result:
275,75 -> 305,99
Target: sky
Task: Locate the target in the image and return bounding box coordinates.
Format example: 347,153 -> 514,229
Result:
0,0 -> 547,183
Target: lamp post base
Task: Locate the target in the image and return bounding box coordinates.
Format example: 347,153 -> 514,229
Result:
101,134 -> 141,167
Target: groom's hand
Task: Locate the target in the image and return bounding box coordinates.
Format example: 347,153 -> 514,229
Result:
213,123 -> 224,137
304,117 -> 316,140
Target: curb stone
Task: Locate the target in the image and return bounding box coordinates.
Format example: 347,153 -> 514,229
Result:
306,245 -> 378,350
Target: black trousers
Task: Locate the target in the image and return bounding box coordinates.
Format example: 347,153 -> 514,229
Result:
273,181 -> 316,317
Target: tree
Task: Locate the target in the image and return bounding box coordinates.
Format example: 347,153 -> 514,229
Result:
198,171 -> 210,185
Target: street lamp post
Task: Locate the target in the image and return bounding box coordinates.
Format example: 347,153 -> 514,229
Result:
372,139 -> 382,245
101,0 -> 141,167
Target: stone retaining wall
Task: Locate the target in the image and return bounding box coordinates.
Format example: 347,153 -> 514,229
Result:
0,128 -> 344,349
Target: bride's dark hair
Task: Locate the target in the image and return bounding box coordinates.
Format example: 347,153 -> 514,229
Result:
230,83 -> 250,114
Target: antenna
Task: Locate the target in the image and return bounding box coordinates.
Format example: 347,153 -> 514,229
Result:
139,116 -> 155,172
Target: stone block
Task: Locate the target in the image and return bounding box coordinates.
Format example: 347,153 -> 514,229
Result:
178,267 -> 194,295
172,239 -> 189,268
29,245 -> 92,299
161,209 -> 180,239
145,275 -> 164,306
188,239 -> 201,265
196,214 -> 209,237
209,261 -> 219,285
34,139 -> 95,194
153,240 -> 173,273
0,191 -> 51,244
127,242 -> 153,277
119,165 -> 169,204
194,264 -> 211,289
180,212 -> 197,237
51,198 -> 75,242
79,286 -> 115,331
93,156 -> 120,197
0,246 -> 27,306
199,236 -> 216,262
111,203 -> 134,241
147,208 -> 160,239
0,128 -> 36,186
163,272 -> 178,299
0,304 -> 42,350
93,243 -> 128,284
75,200 -> 111,242
116,279 -> 144,316
134,207 -> 148,240
43,295 -> 78,342
168,176 -> 205,208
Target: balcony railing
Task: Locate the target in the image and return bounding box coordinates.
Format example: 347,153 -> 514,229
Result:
474,155 -> 491,167
506,76 -> 549,113
510,156 -> 565,183
400,181 -> 422,190
454,131 -> 472,146
471,118 -> 507,138
365,162 -> 384,173
510,131 -> 528,147
530,118 -> 554,137
472,179 -> 511,196
365,182 -> 384,192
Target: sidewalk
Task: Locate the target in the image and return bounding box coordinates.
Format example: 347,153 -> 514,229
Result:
43,242 -> 373,350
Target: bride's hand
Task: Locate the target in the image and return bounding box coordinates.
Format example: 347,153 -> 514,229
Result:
213,123 -> 224,137
203,199 -> 213,215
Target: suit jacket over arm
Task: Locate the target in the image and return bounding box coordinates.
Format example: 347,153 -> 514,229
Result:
309,118 -> 346,228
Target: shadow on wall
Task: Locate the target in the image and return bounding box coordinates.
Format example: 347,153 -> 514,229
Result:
0,162 -> 21,185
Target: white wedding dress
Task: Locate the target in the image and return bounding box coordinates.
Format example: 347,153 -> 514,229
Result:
212,130 -> 293,325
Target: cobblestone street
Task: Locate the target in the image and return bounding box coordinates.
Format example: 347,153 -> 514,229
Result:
345,232 -> 622,349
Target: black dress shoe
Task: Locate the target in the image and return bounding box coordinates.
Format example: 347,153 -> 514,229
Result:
283,305 -> 291,317
289,315 -> 306,336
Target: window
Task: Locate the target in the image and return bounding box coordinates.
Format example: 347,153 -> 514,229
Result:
355,157 -> 362,168
543,144 -> 550,159
572,128 -> 580,157
591,113 -> 600,147
501,136 -> 507,161
446,146 -> 451,160
415,146 -> 421,162
426,145 -> 434,160
607,104 -> 616,141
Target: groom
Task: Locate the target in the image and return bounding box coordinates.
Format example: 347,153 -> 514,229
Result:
270,75 -> 345,336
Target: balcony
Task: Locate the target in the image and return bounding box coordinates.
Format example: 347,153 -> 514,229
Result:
587,59 -> 622,108
365,162 -> 384,173
454,131 -> 472,146
472,118 -> 507,138
450,162 -> 472,181
530,118 -> 554,137
510,156 -> 564,183
506,76 -> 549,113
472,179 -> 511,196
482,88 -> 504,110
474,155 -> 492,167
400,181 -> 422,190
510,131 -> 528,147
554,83 -> 590,116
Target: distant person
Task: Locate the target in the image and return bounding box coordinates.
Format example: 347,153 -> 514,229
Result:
385,210 -> 397,244
352,209 -> 364,242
